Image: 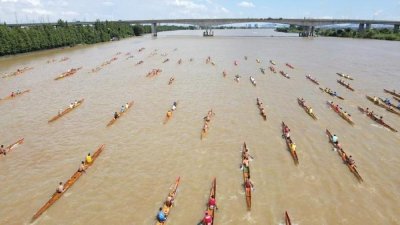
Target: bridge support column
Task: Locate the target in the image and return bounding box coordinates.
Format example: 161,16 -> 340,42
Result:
310,26 -> 315,36
151,23 -> 157,37
365,23 -> 371,30
299,26 -> 311,37
394,24 -> 399,33
358,23 -> 365,32
203,28 -> 214,37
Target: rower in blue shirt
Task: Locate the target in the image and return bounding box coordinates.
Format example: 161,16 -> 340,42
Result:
157,207 -> 167,222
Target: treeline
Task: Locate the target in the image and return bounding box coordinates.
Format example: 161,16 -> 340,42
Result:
0,20 -> 145,56
146,25 -> 196,32
0,20 -> 189,56
275,25 -> 303,33
316,28 -> 400,41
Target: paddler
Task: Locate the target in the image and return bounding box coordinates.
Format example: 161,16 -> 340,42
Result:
348,155 -> 355,167
331,134 -> 339,144
120,105 -> 125,113
284,125 -> 290,138
335,141 -> 342,149
290,142 -> 297,153
202,211 -> 213,225
157,207 -> 167,222
56,182 -> 64,193
0,145 -> 6,155
165,194 -> 174,207
245,176 -> 255,190
171,102 -> 177,111
203,122 -> 209,133
125,103 -> 129,109
85,153 -> 92,164
166,110 -> 172,118
69,103 -> 74,109
78,161 -> 86,172
242,156 -> 249,170
208,109 -> 214,117
114,112 -> 119,120
11,92 -> 15,97
308,107 -> 313,114
209,194 -> 217,210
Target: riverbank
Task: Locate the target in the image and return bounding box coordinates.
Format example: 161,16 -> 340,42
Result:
0,20 -> 189,57
275,25 -> 400,41
316,28 -> 400,41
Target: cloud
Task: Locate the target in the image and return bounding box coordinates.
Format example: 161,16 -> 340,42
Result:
21,8 -> 52,15
238,1 -> 254,8
1,0 -> 40,5
47,0 -> 68,6
102,1 -> 114,6
167,0 -> 207,10
373,9 -> 383,16
221,7 -> 229,13
61,11 -> 78,16
26,0 -> 40,6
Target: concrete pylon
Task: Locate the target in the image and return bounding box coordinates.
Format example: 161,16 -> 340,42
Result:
151,23 -> 157,37
394,24 -> 399,33
365,23 -> 371,30
203,27 -> 214,37
358,23 -> 365,32
310,26 -> 315,36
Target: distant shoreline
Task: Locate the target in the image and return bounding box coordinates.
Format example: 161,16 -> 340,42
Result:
275,28 -> 400,41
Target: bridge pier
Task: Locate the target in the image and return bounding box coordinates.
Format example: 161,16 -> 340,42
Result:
151,23 -> 157,37
299,26 -> 314,37
203,28 -> 214,37
394,24 -> 399,33
365,23 -> 371,30
358,23 -> 365,32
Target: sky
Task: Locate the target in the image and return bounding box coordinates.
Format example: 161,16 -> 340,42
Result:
0,0 -> 400,24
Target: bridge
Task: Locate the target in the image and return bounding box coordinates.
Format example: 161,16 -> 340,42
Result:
7,18 -> 400,37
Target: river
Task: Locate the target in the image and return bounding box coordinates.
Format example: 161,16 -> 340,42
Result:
0,29 -> 399,225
